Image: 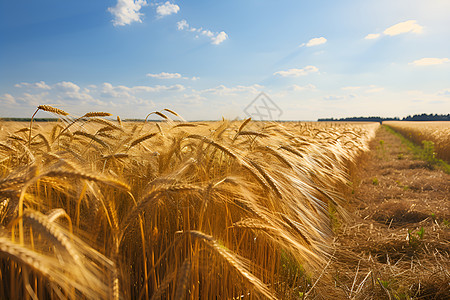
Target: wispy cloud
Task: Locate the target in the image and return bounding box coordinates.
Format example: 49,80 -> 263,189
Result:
11,81 -> 185,111
299,37 -> 327,47
147,72 -> 182,79
102,82 -> 185,95
108,0 -> 147,26
177,19 -> 188,30
54,81 -> 81,93
0,93 -> 16,105
341,85 -> 384,93
365,87 -> 384,93
364,20 -> 423,40
146,72 -> 199,80
274,66 -> 319,77
15,81 -> 51,90
290,84 -> 316,91
384,20 -> 423,36
364,33 -> 380,40
437,89 -> 450,97
176,19 -> 228,45
198,84 -> 263,96
341,86 -> 362,90
155,1 -> 179,18
409,57 -> 449,66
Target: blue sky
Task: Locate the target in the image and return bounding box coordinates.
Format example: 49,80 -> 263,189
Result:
1,0 -> 449,120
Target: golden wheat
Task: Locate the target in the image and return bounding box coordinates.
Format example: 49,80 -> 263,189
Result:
0,107 -> 380,299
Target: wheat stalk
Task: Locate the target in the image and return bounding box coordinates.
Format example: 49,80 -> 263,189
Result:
179,230 -> 277,300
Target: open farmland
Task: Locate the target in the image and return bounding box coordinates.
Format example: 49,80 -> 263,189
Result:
384,121 -> 450,162
0,106 -> 381,299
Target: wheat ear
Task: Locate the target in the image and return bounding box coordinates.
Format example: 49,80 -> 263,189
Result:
174,259 -> 191,300
0,236 -> 51,276
129,133 -> 158,148
30,105 -> 68,146
21,210 -> 81,265
82,112 -> 112,118
163,108 -> 186,122
43,170 -> 130,191
238,117 -> 251,132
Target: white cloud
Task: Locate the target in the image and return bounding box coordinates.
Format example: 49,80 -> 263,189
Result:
437,89 -> 450,97
15,81 -> 51,90
365,20 -> 423,41
409,57 -> 449,66
156,1 -> 179,17
101,83 -> 131,98
54,81 -> 81,93
132,84 -> 185,93
305,37 -> 327,47
20,92 -> 50,106
211,31 -> 228,45
101,83 -> 185,97
290,84 -> 316,91
180,93 -> 206,105
201,30 -> 214,37
177,19 -> 188,30
0,93 -> 16,105
14,81 -> 94,103
364,33 -> 380,40
108,0 -> 147,26
274,66 -> 319,77
146,72 -> 199,80
147,72 -> 182,79
177,19 -> 228,45
383,20 -> 423,36
199,84 -> 263,96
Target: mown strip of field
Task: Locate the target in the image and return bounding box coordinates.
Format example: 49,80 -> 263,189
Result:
326,125 -> 450,299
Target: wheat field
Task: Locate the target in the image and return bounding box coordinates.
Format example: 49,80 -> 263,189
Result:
384,121 -> 450,162
0,106 -> 379,299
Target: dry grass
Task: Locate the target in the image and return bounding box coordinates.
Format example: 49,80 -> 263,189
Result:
0,108 -> 379,299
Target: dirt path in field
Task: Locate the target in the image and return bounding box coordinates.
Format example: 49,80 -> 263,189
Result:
323,126 -> 450,299
351,126 -> 450,227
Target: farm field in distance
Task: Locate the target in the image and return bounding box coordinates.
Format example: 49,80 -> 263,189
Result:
384,121 -> 450,162
0,107 -> 449,299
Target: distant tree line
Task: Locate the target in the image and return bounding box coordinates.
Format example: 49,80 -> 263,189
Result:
402,113 -> 450,121
318,113 -> 450,122
0,118 -> 58,122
